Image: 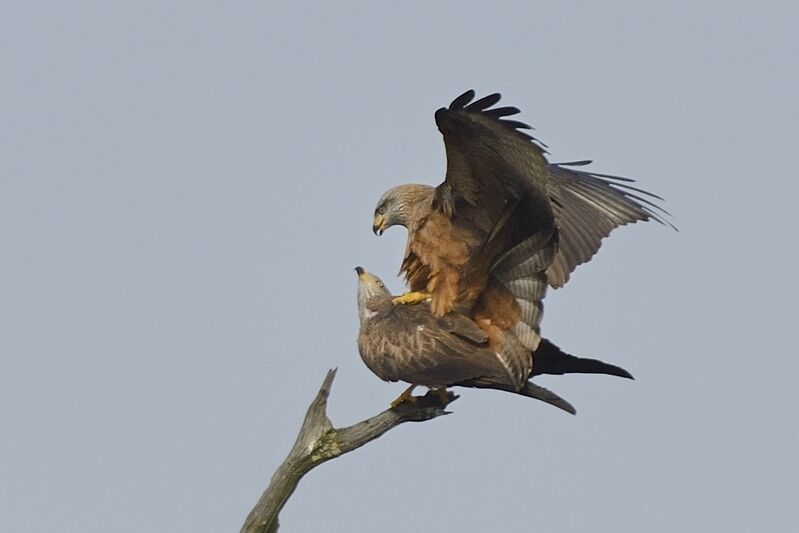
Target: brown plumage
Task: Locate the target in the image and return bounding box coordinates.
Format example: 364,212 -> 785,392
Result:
355,267 -> 633,415
373,90 -> 670,353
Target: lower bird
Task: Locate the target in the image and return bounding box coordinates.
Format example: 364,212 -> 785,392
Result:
355,267 -> 631,415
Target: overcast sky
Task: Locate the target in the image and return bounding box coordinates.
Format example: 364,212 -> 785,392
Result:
2,2 -> 798,532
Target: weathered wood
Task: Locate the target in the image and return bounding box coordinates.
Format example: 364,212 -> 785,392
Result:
240,369 -> 457,533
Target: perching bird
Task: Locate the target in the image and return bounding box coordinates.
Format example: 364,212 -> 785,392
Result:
355,267 -> 632,415
372,90 -> 669,355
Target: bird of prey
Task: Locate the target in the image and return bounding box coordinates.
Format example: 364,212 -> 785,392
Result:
372,90 -> 669,355
356,267 -> 632,414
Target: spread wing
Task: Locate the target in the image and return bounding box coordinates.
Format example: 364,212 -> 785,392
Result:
488,162 -> 671,346
402,91 -> 670,353
434,92 -> 671,291
433,90 -> 555,264
546,161 -> 673,288
409,90 -> 559,317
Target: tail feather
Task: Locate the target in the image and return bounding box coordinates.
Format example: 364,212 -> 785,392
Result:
533,338 -> 633,379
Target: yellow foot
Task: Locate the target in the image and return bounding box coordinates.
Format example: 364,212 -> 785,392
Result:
392,291 -> 431,306
390,385 -> 417,409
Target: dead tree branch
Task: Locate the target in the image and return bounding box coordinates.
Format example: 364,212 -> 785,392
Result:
240,369 -> 457,533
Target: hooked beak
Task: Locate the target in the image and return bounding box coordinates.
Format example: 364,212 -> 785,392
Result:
372,215 -> 386,236
355,266 -> 380,286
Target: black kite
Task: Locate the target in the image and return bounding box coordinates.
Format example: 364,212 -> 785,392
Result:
372,90 -> 669,354
356,267 -> 632,415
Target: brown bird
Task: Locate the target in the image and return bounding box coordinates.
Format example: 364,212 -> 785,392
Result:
355,267 -> 632,415
372,90 -> 669,354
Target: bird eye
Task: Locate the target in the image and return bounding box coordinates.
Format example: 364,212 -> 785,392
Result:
377,281 -> 384,287
376,205 -> 386,215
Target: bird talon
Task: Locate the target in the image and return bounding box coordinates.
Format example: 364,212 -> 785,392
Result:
390,385 -> 417,409
392,291 -> 432,306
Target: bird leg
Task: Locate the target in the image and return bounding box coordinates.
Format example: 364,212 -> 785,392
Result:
392,291 -> 431,306
389,384 -> 417,409
430,387 -> 450,406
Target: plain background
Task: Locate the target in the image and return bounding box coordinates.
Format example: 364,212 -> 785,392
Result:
2,2 -> 797,532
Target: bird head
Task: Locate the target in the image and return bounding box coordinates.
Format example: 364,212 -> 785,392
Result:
372,184 -> 435,235
355,266 -> 392,322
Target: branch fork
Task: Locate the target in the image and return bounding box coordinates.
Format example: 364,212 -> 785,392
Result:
241,369 -> 457,533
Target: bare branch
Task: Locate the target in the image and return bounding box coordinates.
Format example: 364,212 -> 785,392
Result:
240,370 -> 457,533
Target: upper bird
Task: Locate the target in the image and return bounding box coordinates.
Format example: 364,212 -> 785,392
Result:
372,90 -> 668,352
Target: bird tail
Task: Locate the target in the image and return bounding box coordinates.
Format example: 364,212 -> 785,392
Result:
533,338 -> 633,379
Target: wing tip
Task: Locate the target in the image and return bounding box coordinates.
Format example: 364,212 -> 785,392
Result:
440,90 -> 546,150
522,382 -> 577,415
549,161 -> 677,230
449,89 -> 475,110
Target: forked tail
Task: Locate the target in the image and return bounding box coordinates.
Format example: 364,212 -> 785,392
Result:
533,338 -> 633,379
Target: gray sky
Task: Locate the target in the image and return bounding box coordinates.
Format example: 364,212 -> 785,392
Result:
2,2 -> 797,532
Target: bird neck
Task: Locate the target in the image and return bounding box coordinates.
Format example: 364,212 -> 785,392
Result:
358,294 -> 393,323
399,185 -> 435,227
